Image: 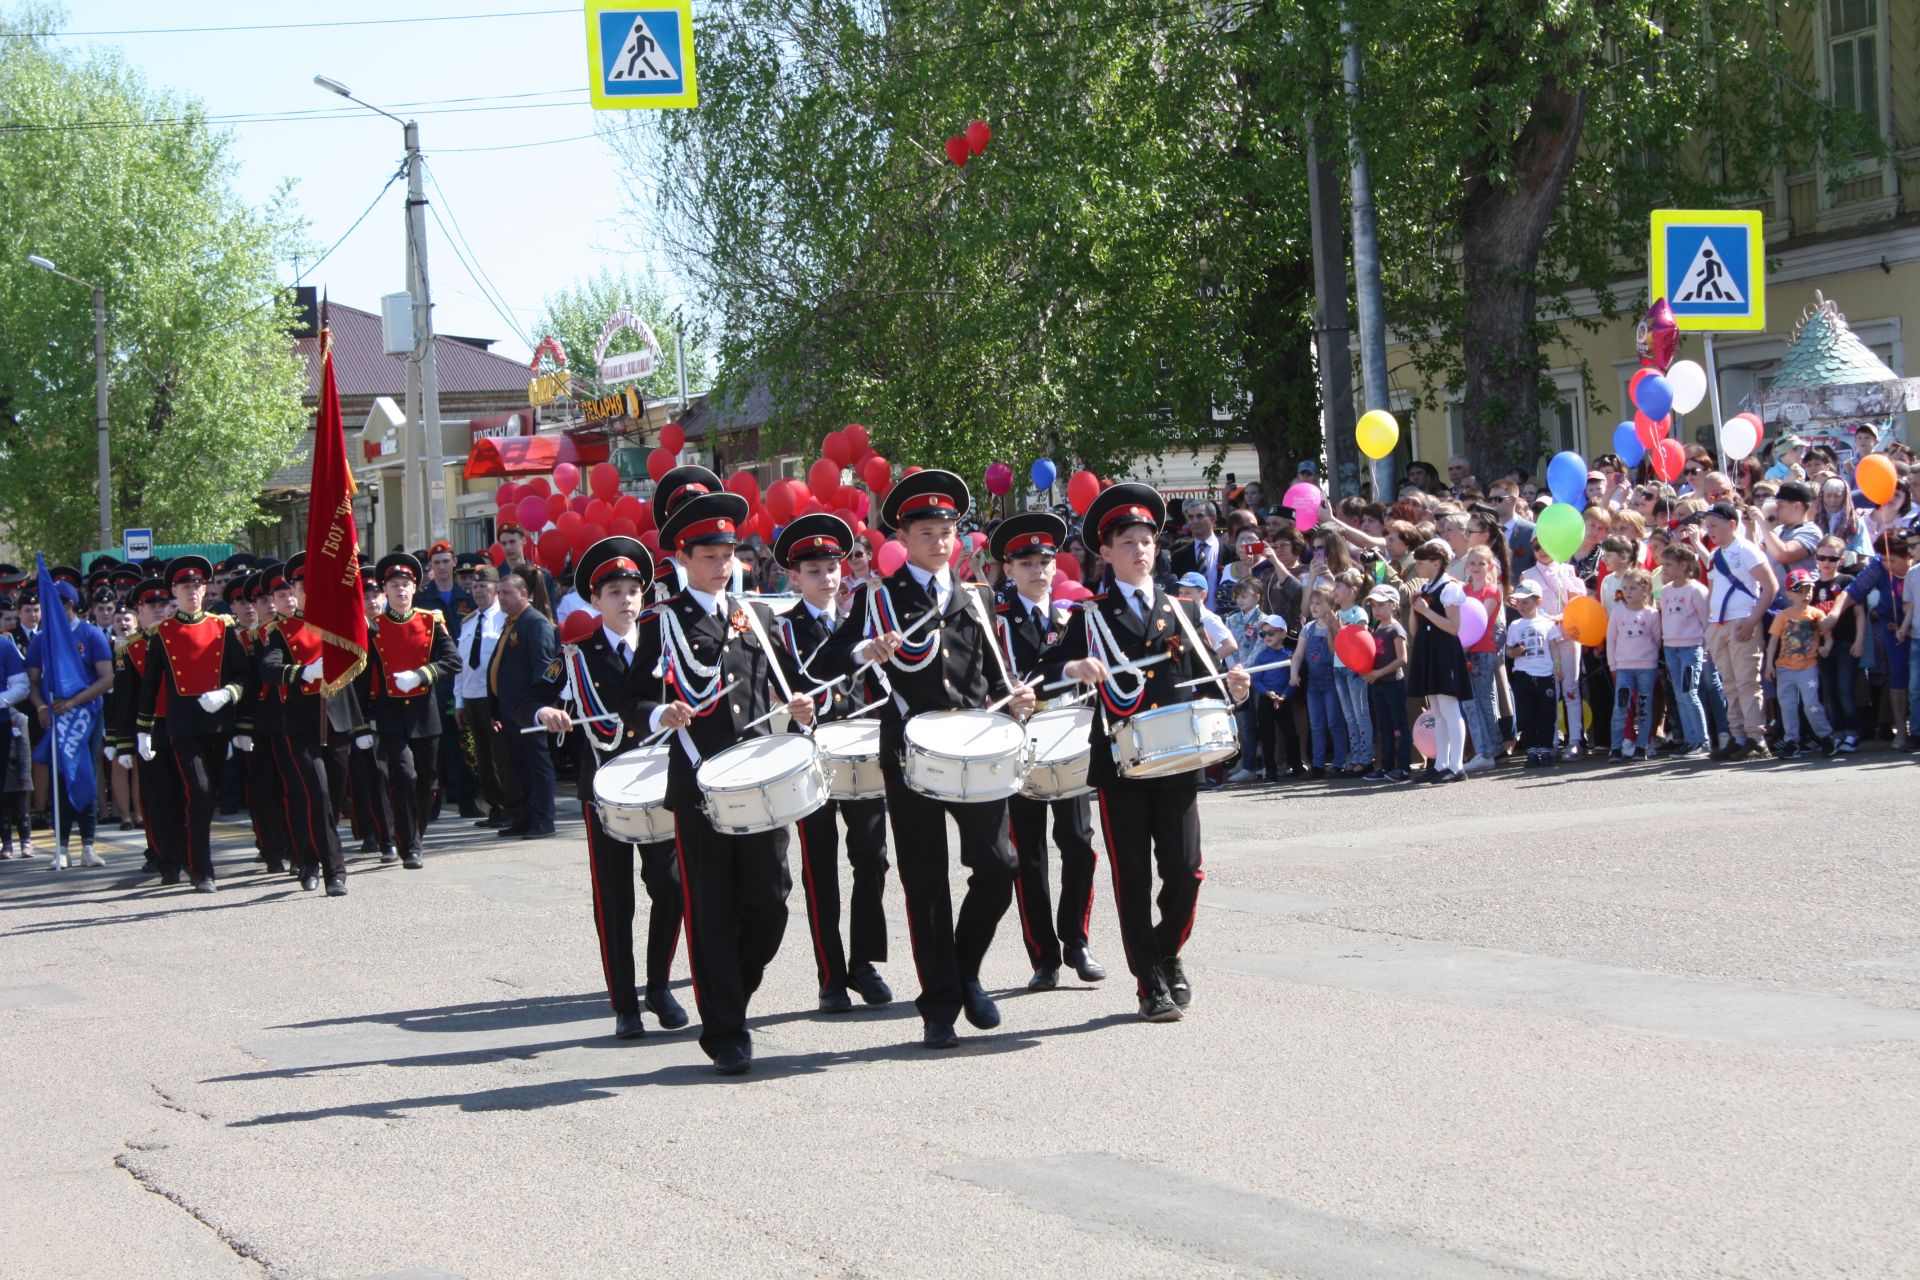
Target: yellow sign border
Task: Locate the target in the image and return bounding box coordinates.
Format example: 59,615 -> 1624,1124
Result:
586,0 -> 698,110
1649,209 -> 1766,333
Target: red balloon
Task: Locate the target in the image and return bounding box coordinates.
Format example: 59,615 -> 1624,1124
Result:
525,476 -> 551,500
1633,410 -> 1670,449
1628,367 -> 1655,404
546,492 -> 568,520
749,510 -> 773,542
590,462 -> 621,501
560,610 -> 601,644
659,422 -> 685,454
613,495 -> 645,523
823,430 -> 854,466
965,119 -> 992,154
809,457 -> 842,500
584,498 -> 613,527
516,495 -> 550,531
903,465 -> 923,477
495,482 -> 519,508
944,135 -> 970,166
537,535 -> 570,574
639,530 -> 661,556
725,469 -> 761,511
647,446 -> 676,481
1333,623 -> 1377,673
1650,438 -> 1686,482
608,516 -> 639,538
555,510 -> 586,543
487,541 -> 505,566
767,479 -> 807,523
635,500 -> 655,533
1055,554 -> 1082,582
551,462 -> 579,495
845,423 -> 870,453
863,455 -> 892,492
1067,470 -> 1101,515
803,498 -> 829,516
582,522 -> 607,544
844,488 -> 870,519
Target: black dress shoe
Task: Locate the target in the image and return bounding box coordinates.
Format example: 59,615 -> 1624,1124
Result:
359,837 -> 378,853
1164,957 -> 1192,1008
299,871 -> 320,892
818,985 -> 854,1013
192,879 -> 215,894
713,1043 -> 752,1075
922,1021 -> 959,1049
264,859 -> 285,875
643,986 -> 689,1029
520,824 -> 557,840
161,870 -> 182,886
614,1010 -> 647,1040
848,964 -> 892,1006
1139,991 -> 1183,1022
1065,946 -> 1108,982
495,825 -> 531,840
961,981 -> 1001,1030
458,802 -> 484,819
400,852 -> 424,870
325,876 -> 347,897
1028,966 -> 1060,991
472,817 -> 498,829
379,846 -> 398,864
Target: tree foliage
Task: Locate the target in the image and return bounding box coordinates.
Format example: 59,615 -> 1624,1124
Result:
530,265 -> 709,410
0,9 -> 309,557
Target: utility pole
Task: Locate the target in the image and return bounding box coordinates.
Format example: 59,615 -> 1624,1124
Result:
1343,17 -> 1394,501
1306,119 -> 1357,498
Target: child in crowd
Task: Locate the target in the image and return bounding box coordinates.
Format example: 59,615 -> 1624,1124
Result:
1289,586 -> 1349,776
1522,542 -> 1588,757
1248,616 -> 1299,782
1331,569 -> 1374,773
1223,580 -> 1268,780
1175,573 -> 1238,663
1767,569 -> 1838,758
1658,546 -> 1713,756
1361,585 -> 1412,782
1605,568 -> 1661,759
1810,535 -> 1865,750
1504,581 -> 1560,767
1,708 -> 30,859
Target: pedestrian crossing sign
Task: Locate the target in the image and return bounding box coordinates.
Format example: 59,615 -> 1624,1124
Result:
1650,209 -> 1766,332
586,0 -> 697,110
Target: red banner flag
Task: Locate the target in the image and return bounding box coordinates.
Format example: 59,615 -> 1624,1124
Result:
303,312 -> 369,694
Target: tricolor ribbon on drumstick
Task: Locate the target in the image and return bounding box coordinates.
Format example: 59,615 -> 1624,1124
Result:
637,679 -> 736,747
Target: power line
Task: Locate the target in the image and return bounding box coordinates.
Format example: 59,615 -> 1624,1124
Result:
298,164 -> 409,286
436,131 -> 605,154
0,95 -> 592,134
17,8 -> 574,37
421,162 -> 532,348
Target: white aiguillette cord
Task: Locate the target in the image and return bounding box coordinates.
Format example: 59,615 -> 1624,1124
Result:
1166,594 -> 1235,700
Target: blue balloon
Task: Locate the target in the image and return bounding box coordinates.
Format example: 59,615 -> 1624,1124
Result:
1613,421 -> 1646,467
1029,457 -> 1058,491
1547,450 -> 1589,510
1634,374 -> 1673,421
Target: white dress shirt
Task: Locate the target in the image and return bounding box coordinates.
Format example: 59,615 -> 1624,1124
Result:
1115,579 -> 1156,618
554,589 -> 592,624
602,622 -> 640,668
905,562 -> 953,611
452,603 -> 506,706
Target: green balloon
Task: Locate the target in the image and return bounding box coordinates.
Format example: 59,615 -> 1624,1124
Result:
1536,503 -> 1584,563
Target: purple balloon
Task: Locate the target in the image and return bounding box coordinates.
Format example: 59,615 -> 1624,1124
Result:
1457,595 -> 1489,648
984,462 -> 1013,496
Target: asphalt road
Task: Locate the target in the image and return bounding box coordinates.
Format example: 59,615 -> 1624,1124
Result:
4,752 -> 1918,1280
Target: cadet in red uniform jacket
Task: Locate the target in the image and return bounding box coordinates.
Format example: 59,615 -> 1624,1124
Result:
110,579 -> 181,878
364,553 -> 461,869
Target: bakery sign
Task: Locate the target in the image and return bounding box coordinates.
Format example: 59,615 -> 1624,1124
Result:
469,408 -> 537,445
594,309 -> 663,385
528,335 -> 571,407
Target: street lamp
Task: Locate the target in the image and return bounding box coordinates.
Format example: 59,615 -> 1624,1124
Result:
314,72 -> 444,548
28,254 -> 112,553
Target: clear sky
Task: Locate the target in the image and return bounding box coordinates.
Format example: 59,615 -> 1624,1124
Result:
42,2 -> 677,364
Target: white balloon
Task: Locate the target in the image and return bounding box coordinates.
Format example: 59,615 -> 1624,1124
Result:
1721,416 -> 1758,461
1666,360 -> 1708,415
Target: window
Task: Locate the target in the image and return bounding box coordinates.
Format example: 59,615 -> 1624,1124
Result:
1828,0 -> 1881,135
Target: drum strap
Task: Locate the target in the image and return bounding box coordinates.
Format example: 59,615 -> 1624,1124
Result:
1167,595 -> 1230,700
963,584 -> 1019,697
735,599 -> 800,716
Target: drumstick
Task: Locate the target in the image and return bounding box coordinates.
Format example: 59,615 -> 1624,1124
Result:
637,680 -> 735,747
1033,651 -> 1171,695
748,604 -> 941,724
1172,658 -> 1286,690
519,713 -> 621,735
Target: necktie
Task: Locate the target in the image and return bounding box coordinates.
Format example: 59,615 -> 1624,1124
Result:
1031,606 -> 1045,629
1134,589 -> 1150,620
616,640 -> 630,669
466,618 -> 483,668
932,576 -> 948,613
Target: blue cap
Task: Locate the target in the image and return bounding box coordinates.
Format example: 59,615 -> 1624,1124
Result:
53,581 -> 80,605
1175,571 -> 1209,591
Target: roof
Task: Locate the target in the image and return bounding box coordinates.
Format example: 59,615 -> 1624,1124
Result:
295,301 -> 531,401
678,377 -> 777,440
1771,292 -> 1901,389
464,433 -> 611,478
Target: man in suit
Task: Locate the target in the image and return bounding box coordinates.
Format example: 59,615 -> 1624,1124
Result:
1043,483 -> 1251,1021
529,535 -> 688,1039
1491,482 -> 1536,559
636,491 -> 816,1075
991,512 -> 1107,992
364,553 -> 461,869
819,470 -> 1038,1049
490,567 -> 561,841
453,566 -> 521,829
771,513 -> 894,1014
1169,499 -> 1226,609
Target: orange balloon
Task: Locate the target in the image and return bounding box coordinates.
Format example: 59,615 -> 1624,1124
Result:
1562,596 -> 1608,648
1858,453 -> 1898,506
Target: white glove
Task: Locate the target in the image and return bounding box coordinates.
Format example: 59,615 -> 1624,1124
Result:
233,734 -> 253,753
137,732 -> 155,762
393,670 -> 423,693
301,659 -> 325,683
198,688 -> 235,712
115,752 -> 133,771
355,734 -> 375,750
102,747 -> 117,765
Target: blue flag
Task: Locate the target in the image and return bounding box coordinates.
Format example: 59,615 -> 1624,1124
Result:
30,554 -> 99,813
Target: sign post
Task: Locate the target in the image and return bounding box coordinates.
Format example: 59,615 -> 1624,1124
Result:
586,0 -> 698,110
122,527 -> 152,561
1650,209 -> 1767,473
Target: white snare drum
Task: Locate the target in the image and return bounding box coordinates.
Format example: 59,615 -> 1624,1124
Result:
592,745 -> 675,844
902,709 -> 1030,802
1021,706 -> 1093,801
1111,698 -> 1240,779
696,733 -> 828,834
815,719 -> 884,801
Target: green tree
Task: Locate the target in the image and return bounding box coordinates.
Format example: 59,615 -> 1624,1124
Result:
531,266 -> 708,410
0,10 -> 308,558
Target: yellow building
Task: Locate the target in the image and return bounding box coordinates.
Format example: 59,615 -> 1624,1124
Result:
1387,0 -> 1918,478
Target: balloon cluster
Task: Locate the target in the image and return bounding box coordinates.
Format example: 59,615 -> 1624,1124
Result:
493,449 -> 662,574
1719,411 -> 1763,462
944,119 -> 992,167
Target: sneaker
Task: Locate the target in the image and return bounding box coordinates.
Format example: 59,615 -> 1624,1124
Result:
49,847 -> 67,872
1361,769 -> 1390,782
1818,736 -> 1840,758
1464,755 -> 1495,774
1226,768 -> 1261,784
1387,769 -> 1412,782
80,846 -> 105,868
1609,748 -> 1629,762
1777,740 -> 1801,760
1836,735 -> 1858,754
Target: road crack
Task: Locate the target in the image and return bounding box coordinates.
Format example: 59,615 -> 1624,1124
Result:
115,1150 -> 273,1276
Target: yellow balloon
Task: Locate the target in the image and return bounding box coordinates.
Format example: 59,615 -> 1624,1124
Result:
1356,409 -> 1399,460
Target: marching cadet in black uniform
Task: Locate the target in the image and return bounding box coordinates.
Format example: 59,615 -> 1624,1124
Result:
771,514 -> 894,1013
528,536 -> 689,1039
135,556 -> 254,891
364,553 -> 461,869
1041,483 -> 1251,1021
258,553 -> 348,896
648,463 -> 723,602
637,491 -> 817,1075
235,568 -> 295,875
336,566 -> 397,861
488,565 -> 561,840
110,578 -> 180,877
819,470 -> 1038,1049
991,512 -> 1108,991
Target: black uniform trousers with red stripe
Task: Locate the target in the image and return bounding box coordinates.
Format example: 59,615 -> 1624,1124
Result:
880,762 -> 1014,1025
1092,783 -> 1202,1000
170,735 -> 225,883
1007,792 -> 1096,971
378,732 -> 439,857
673,807 -> 790,1059
272,735 -> 345,878
794,797 -> 889,992
247,741 -> 293,867
136,747 -> 184,873
581,802 -> 681,1018
326,737 -> 394,851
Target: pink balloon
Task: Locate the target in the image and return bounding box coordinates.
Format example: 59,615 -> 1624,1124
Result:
551,462 -> 580,495
1283,481 -> 1323,530
876,540 -> 907,576
984,462 -> 1013,496
1412,711 -> 1438,760
1457,596 -> 1489,648
1056,581 -> 1093,602
516,495 -> 550,532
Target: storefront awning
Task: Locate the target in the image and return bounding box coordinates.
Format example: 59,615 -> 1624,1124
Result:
464,432 -> 611,478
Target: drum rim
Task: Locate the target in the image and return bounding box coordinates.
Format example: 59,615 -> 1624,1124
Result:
903,708 -> 1027,752
697,733 -> 822,786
